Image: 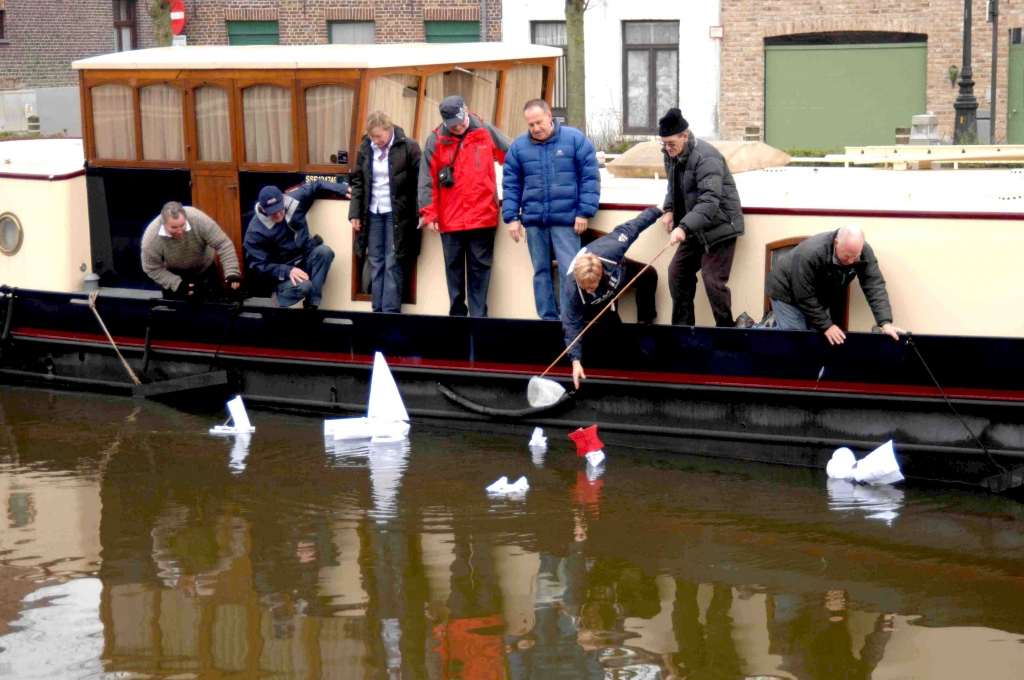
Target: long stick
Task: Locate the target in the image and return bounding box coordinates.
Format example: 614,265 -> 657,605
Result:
88,292 -> 142,386
540,241 -> 674,378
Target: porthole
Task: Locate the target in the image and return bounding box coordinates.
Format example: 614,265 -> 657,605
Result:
0,213 -> 24,256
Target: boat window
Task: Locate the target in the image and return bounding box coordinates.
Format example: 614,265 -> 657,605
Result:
91,84 -> 136,160
368,75 -> 419,138
242,85 -> 294,164
420,68 -> 500,143
500,64 -> 544,138
194,86 -> 232,162
305,85 -> 355,165
139,85 -> 185,162
0,213 -> 23,256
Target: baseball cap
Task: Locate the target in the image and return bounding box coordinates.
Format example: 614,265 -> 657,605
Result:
258,186 -> 286,214
440,95 -> 467,129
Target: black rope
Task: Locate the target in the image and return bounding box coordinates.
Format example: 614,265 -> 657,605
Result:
906,334 -> 1007,473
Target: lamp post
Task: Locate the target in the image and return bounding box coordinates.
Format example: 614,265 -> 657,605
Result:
954,0 -> 979,143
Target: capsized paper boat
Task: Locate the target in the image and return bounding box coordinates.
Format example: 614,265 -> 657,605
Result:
486,476 -> 530,495
852,440 -> 904,485
210,396 -> 256,435
324,352 -> 410,441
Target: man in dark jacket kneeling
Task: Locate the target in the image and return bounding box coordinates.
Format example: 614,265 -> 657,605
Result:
764,225 -> 905,345
244,179 -> 350,310
659,108 -> 744,327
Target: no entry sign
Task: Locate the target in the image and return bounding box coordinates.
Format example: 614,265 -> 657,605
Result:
170,0 -> 186,36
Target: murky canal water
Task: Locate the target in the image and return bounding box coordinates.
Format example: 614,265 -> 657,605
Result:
0,388 -> 1021,679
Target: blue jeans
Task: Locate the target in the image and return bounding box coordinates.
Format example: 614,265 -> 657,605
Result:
274,244 -> 335,308
368,212 -> 403,313
525,226 -> 581,320
768,298 -> 810,330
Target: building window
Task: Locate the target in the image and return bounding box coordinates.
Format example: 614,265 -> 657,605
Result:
532,22 -> 567,120
622,21 -> 679,135
113,0 -> 137,52
0,9 -> 6,41
329,21 -> 375,44
424,21 -> 479,43
227,21 -> 280,46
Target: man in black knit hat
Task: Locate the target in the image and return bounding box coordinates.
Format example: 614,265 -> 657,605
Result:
659,108 -> 745,327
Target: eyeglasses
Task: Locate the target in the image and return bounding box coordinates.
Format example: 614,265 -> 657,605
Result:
660,138 -> 685,149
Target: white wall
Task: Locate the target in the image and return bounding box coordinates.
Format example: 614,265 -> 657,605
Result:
501,0 -> 721,140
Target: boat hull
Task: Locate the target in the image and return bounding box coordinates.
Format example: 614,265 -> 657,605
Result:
1,288 -> 1022,490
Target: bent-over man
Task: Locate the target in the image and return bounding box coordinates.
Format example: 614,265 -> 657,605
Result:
503,98 -> 600,320
141,201 -> 241,301
244,180 -> 349,310
562,207 -> 663,389
659,108 -> 745,327
764,225 -> 905,345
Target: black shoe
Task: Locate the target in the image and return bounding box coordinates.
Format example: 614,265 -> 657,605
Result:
303,299 -> 319,310
735,312 -> 753,329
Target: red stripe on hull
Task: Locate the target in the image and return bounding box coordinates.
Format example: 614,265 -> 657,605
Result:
14,326 -> 1024,404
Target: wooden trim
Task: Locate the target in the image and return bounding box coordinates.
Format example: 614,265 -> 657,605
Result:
413,75 -> 426,142
493,69 -> 506,130
79,72 -> 94,161
132,86 -> 143,161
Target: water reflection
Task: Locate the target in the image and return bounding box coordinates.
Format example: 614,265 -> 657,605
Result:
227,433 -> 252,474
0,389 -> 1021,678
827,478 -> 905,524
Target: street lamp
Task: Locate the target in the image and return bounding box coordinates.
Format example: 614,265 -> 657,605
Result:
954,0 -> 979,143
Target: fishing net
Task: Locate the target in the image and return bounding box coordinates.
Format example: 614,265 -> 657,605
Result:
527,376 -> 566,408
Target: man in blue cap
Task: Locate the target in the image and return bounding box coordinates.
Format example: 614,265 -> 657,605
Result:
244,180 -> 350,309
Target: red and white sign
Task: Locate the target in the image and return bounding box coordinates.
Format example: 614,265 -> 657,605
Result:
709,26 -> 724,39
170,0 -> 186,36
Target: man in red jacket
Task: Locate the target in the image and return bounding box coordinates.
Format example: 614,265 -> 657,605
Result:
418,95 -> 510,317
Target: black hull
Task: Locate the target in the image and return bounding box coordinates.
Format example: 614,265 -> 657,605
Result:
1,288 -> 1022,491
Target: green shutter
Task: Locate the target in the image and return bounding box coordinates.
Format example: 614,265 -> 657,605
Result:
765,43 -> 927,150
1008,45 -> 1024,143
424,21 -> 479,43
226,21 -> 280,46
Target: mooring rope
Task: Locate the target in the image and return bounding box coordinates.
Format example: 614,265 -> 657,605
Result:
906,334 -> 1006,473
88,292 -> 141,386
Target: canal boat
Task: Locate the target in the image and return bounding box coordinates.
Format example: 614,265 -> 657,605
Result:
1,45 -> 1023,493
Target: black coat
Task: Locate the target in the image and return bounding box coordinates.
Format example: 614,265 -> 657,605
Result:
765,229 -> 894,331
662,134 -> 745,250
349,126 -> 422,261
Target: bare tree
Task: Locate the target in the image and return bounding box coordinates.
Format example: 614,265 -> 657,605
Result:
565,0 -> 591,135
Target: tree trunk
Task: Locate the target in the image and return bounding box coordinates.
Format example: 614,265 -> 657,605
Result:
565,0 -> 587,136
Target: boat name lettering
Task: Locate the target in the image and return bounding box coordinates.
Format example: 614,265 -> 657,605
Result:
305,175 -> 339,183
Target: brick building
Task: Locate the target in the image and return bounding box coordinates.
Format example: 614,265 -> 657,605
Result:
0,0 -> 156,133
720,0 -> 1024,147
177,1 -> 500,47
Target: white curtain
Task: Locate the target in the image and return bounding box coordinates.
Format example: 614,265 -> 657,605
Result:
501,65 -> 544,138
305,85 -> 354,165
92,84 -> 135,160
242,85 -> 294,164
140,85 -> 185,161
443,68 -> 498,122
368,75 -> 418,136
195,86 -> 232,162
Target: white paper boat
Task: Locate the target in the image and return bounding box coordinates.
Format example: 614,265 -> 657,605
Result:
210,396 -> 256,435
529,427 -> 547,448
486,476 -> 529,495
584,450 -> 605,468
324,353 -> 410,442
826,447 -> 857,480
853,440 -> 905,485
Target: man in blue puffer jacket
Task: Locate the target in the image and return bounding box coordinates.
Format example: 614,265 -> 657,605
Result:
503,99 -> 600,320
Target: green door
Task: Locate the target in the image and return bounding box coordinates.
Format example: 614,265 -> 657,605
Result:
226,21 -> 280,46
424,21 -> 479,43
1008,45 -> 1024,143
765,43 -> 927,150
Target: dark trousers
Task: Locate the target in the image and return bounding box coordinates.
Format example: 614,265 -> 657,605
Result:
668,237 -> 736,327
164,265 -> 223,301
440,227 -> 495,317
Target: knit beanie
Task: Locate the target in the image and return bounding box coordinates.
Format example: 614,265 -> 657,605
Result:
658,108 -> 689,137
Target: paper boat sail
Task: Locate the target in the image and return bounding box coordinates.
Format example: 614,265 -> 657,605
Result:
826,441 -> 904,486
210,396 -> 256,435
324,353 -> 410,442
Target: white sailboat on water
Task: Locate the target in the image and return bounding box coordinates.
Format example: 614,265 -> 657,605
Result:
324,352 -> 410,443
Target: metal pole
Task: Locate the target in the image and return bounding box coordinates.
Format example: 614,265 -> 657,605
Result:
991,0 -> 999,144
954,0 -> 979,143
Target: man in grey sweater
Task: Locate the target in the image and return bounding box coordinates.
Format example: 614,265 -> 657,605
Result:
141,202 -> 242,300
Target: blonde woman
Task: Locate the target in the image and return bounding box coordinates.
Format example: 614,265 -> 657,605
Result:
348,111 -> 422,313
